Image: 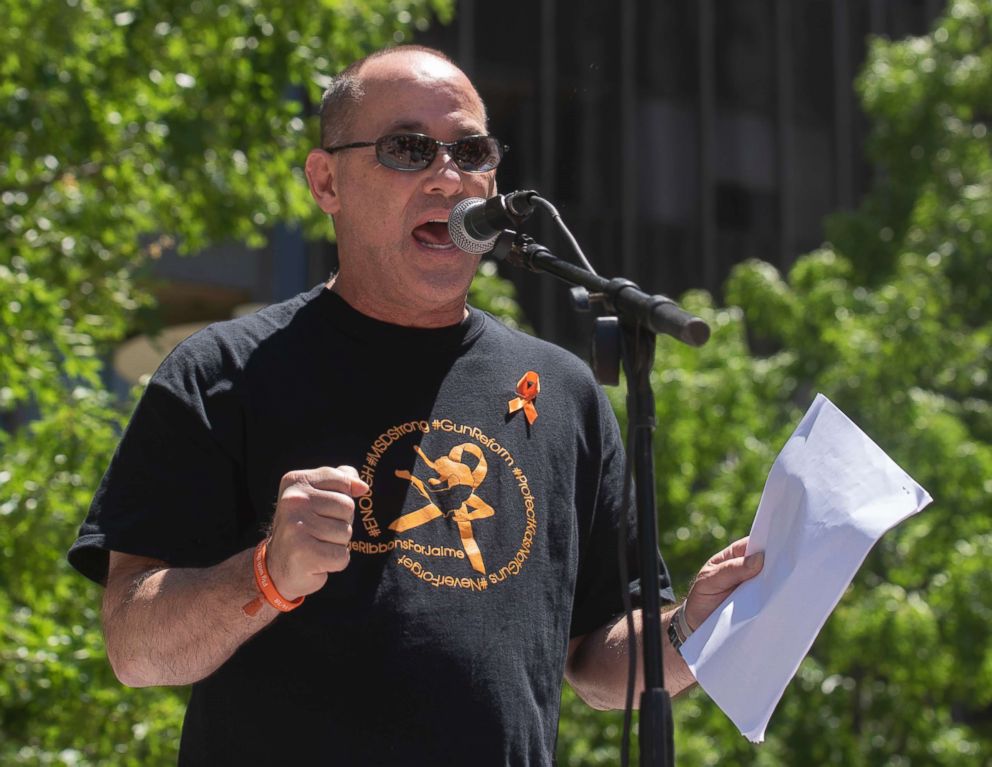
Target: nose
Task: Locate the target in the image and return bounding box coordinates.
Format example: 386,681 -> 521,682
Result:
421,150 -> 464,198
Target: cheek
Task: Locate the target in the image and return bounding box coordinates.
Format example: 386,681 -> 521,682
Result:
339,190 -> 402,236
468,172 -> 497,199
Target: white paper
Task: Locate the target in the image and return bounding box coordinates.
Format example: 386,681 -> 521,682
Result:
679,393 -> 932,743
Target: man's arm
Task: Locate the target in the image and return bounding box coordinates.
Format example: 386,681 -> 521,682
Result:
101,466 -> 367,688
565,537 -> 763,709
102,549 -> 276,687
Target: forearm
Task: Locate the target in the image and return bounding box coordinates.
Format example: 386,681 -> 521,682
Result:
102,548 -> 278,687
567,538 -> 764,710
566,607 -> 697,710
101,467 -> 364,688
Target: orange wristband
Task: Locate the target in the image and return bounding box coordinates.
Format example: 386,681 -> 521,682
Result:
241,539 -> 304,617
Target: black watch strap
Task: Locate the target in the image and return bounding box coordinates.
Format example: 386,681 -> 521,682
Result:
667,603 -> 693,653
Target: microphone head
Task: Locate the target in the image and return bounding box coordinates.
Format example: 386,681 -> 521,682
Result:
448,197 -> 497,255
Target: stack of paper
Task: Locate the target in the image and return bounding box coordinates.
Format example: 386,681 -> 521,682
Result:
680,394 -> 933,743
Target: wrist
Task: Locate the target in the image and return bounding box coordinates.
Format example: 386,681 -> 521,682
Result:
667,602 -> 695,654
241,538 -> 305,617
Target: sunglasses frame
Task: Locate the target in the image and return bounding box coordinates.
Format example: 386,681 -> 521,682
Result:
323,133 -> 507,173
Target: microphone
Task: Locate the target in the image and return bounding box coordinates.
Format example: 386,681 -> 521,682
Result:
448,191 -> 538,254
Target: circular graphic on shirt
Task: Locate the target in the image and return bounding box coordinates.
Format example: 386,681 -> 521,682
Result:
349,418 -> 537,591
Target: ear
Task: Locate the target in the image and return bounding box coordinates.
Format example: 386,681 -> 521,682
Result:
305,148 -> 341,215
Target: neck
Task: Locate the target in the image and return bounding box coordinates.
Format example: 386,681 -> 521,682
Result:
325,275 -> 469,328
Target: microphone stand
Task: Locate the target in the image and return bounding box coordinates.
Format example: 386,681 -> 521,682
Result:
490,231 -> 709,767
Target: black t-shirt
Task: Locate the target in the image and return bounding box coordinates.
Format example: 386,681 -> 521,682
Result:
69,285 -> 672,766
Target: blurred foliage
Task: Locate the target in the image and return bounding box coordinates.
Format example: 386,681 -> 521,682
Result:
469,259 -> 531,332
559,1 -> 992,764
0,0 -> 451,763
3,0 -> 991,764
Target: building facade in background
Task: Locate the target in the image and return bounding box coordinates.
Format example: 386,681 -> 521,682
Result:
139,0 -> 944,378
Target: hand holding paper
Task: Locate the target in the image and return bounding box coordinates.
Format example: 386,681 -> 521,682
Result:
680,394 -> 933,743
682,537 -> 765,633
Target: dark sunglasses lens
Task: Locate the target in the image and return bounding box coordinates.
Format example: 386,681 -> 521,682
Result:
377,134 -> 436,170
453,137 -> 502,172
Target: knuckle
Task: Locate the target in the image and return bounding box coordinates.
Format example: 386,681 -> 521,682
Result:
313,465 -> 340,483
282,467 -> 333,491
318,493 -> 354,522
337,464 -> 360,481
281,469 -> 306,489
331,519 -> 353,544
341,498 -> 355,525
279,486 -> 310,509
328,543 -> 350,572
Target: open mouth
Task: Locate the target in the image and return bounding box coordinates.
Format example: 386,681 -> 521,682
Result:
411,219 -> 455,250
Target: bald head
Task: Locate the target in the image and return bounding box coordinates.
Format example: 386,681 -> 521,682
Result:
319,45 -> 487,148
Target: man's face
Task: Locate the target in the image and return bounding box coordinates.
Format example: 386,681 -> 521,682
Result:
312,52 -> 497,326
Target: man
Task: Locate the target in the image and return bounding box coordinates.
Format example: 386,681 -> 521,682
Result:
69,45 -> 762,765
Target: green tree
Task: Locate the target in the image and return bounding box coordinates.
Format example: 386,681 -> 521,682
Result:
0,2 -> 451,763
4,0 -> 990,763
560,1 -> 992,764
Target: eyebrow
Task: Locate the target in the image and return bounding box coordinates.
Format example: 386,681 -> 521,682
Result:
380,119 -> 488,137
383,120 -> 430,134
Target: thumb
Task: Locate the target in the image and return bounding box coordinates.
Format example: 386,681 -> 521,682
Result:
703,550 -> 764,592
685,549 -> 763,630
337,465 -> 370,497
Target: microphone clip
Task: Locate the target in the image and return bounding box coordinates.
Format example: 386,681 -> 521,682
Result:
480,190 -> 538,232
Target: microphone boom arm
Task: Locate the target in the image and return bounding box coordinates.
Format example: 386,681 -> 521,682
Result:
491,231 -> 710,347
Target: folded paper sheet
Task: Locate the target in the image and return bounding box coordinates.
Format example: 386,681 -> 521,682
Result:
680,394 -> 932,743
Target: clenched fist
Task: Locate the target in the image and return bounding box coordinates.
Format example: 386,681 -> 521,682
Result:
265,466 -> 370,601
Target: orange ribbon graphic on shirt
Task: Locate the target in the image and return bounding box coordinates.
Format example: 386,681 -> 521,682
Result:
391,443 -> 495,574
508,371 -> 540,424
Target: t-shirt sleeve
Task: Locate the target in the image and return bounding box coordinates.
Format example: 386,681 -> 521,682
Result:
68,333 -> 251,585
569,389 -> 674,639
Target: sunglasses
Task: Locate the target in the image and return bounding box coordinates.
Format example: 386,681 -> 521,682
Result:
322,133 -> 507,173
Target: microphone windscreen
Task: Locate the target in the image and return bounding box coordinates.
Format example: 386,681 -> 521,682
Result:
448,197 -> 496,255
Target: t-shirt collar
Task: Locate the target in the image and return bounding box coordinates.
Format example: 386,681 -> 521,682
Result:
315,285 -> 486,353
